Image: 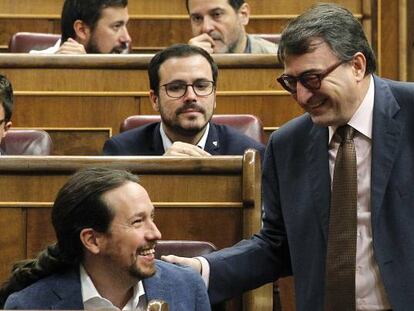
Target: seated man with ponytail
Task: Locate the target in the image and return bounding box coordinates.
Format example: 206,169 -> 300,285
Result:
0,167 -> 210,310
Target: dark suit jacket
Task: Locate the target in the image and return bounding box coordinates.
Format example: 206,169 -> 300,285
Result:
103,122 -> 265,159
204,75 -> 414,310
5,260 -> 211,310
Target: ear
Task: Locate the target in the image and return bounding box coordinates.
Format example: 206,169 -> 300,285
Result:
149,90 -> 160,112
2,121 -> 11,138
80,228 -> 104,255
73,19 -> 91,43
351,52 -> 367,81
237,3 -> 250,26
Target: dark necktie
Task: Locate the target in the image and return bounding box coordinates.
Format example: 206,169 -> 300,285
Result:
324,125 -> 357,310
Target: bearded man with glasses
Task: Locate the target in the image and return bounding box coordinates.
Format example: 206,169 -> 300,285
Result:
103,44 -> 265,158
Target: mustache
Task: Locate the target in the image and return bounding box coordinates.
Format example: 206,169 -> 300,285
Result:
175,103 -> 206,115
110,42 -> 129,54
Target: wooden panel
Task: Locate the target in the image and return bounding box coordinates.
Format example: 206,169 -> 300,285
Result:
0,208 -> 26,282
13,95 -> 139,134
47,129 -> 110,155
0,0 -> 362,16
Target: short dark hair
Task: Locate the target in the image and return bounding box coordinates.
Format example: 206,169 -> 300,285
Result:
61,0 -> 128,43
148,44 -> 218,96
278,3 -> 376,75
0,167 -> 139,306
0,75 -> 13,122
185,0 -> 245,13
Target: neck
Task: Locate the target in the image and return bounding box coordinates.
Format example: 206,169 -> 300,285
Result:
83,260 -> 136,309
232,34 -> 248,53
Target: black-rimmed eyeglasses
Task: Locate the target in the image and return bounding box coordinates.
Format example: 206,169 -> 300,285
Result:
277,60 -> 347,94
161,81 -> 215,99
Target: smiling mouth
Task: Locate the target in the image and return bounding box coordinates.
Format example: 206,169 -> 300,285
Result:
138,247 -> 155,257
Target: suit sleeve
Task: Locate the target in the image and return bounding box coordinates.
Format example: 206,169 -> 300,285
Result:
204,134 -> 292,304
102,138 -> 121,155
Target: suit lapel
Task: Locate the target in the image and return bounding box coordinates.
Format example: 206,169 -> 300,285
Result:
306,124 -> 331,241
143,265 -> 172,304
152,123 -> 165,154
371,76 -> 403,228
205,123 -> 220,154
50,269 -> 84,309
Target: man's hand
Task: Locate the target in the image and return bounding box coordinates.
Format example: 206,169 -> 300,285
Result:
188,34 -> 215,54
161,255 -> 202,274
56,38 -> 87,54
163,142 -> 211,157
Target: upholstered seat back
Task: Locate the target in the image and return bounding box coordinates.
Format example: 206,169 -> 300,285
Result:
1,129 -> 53,155
155,240 -> 217,259
9,32 -> 60,53
121,114 -> 265,143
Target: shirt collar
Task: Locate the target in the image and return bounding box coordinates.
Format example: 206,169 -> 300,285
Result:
80,265 -> 145,310
159,122 -> 210,151
328,75 -> 374,143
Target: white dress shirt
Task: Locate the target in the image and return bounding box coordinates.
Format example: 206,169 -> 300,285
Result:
80,265 -> 146,310
328,75 -> 390,310
159,122 -> 210,152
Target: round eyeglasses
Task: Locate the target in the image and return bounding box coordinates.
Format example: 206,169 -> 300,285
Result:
277,60 -> 347,94
161,81 -> 215,99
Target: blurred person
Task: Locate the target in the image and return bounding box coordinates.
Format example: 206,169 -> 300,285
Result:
30,0 -> 131,54
186,0 -> 277,54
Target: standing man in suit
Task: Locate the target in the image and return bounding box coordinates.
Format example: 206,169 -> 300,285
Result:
0,167 -> 211,310
186,0 -> 277,54
0,75 -> 13,154
103,44 -> 265,158
163,4 -> 414,310
30,0 -> 131,54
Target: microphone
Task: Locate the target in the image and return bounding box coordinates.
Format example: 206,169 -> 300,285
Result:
147,299 -> 169,311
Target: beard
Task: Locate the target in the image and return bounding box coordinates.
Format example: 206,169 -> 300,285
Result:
85,36 -> 129,54
127,259 -> 157,280
160,102 -> 212,137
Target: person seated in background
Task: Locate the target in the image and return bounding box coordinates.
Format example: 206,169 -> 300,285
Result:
0,75 -> 13,154
186,0 -> 277,54
30,0 -> 131,54
103,44 -> 265,158
0,167 -> 211,310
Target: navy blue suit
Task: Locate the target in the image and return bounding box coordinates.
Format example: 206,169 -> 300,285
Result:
103,122 -> 265,159
204,76 -> 414,310
5,260 -> 211,310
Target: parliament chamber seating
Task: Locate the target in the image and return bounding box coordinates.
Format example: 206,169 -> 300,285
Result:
8,32 -> 60,53
0,129 -> 52,155
121,114 -> 266,144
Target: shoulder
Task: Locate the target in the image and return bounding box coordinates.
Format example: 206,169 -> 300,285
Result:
212,123 -> 264,148
248,35 -> 278,54
4,272 -> 75,309
103,122 -> 160,155
268,113 -> 315,147
154,260 -> 202,282
375,76 -> 414,104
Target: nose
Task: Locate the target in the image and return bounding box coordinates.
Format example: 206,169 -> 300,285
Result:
146,220 -> 162,241
201,16 -> 215,33
295,81 -> 313,106
121,26 -> 132,44
182,85 -> 198,102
